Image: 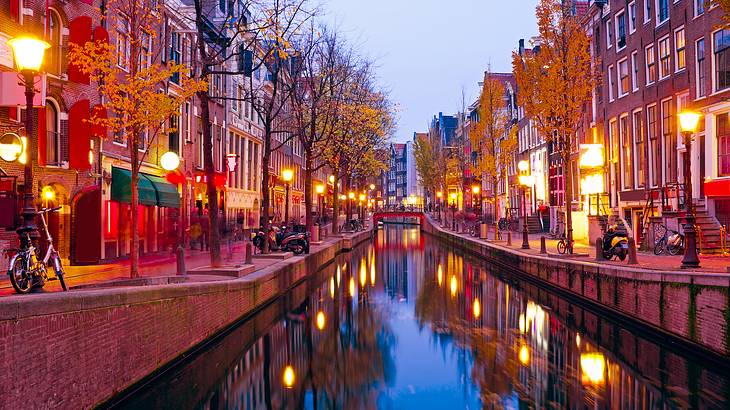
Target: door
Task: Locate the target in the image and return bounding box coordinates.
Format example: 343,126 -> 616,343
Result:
71,186 -> 101,265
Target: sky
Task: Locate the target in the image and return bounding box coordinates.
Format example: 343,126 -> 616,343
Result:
323,0 -> 540,143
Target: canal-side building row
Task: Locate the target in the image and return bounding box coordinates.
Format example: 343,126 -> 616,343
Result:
0,0 -> 327,267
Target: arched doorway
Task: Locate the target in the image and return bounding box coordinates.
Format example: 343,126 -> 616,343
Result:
71,186 -> 101,265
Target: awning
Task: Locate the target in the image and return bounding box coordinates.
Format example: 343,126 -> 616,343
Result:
111,167 -> 157,206
110,167 -> 179,208
144,173 -> 180,208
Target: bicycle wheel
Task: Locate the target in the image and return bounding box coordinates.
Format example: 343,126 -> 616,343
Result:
653,238 -> 666,255
9,254 -> 32,294
668,239 -> 683,256
557,240 -> 567,254
54,256 -> 68,291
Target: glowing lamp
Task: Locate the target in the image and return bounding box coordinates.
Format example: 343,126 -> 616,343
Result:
580,174 -> 604,195
369,183 -> 375,190
580,353 -> 606,385
315,184 -> 325,194
0,132 -> 24,162
679,111 -> 700,133
316,311 -> 326,331
517,160 -> 529,172
348,191 -> 355,200
471,185 -> 480,194
281,168 -> 293,182
518,174 -> 534,187
329,175 -> 335,183
160,151 -> 180,171
41,185 -> 55,201
282,365 -> 295,388
358,193 -> 366,201
7,36 -> 50,72
578,144 -> 605,169
449,192 -> 457,200
436,191 -> 443,198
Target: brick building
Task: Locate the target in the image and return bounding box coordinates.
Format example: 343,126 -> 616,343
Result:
586,0 -> 729,250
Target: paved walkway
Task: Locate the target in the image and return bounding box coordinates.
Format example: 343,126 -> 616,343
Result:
433,217 -> 730,274
0,234 -> 345,296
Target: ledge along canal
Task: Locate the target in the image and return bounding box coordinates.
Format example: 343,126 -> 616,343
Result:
106,224 -> 730,409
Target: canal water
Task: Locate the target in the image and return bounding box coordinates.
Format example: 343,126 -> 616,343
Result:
113,225 -> 730,409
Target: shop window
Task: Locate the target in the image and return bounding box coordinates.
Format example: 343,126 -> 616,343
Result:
661,99 -> 676,182
717,113 -> 730,176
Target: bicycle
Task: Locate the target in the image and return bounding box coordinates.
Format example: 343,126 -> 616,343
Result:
653,225 -> 685,256
6,206 -> 67,293
497,217 -> 518,232
557,235 -> 574,255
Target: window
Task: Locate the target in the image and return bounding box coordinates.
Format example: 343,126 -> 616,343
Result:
621,115 -> 633,189
618,59 -> 630,96
695,0 -> 705,17
47,9 -> 63,76
631,51 -> 639,91
608,65 -> 615,101
46,102 -> 60,165
714,29 -> 730,92
139,31 -> 151,71
116,16 -> 131,70
719,113 -> 730,176
697,38 -> 706,98
634,110 -> 645,187
648,105 -> 660,186
645,0 -> 652,23
609,118 -> 618,166
168,114 -> 180,154
646,44 -> 657,84
629,2 -> 637,32
184,102 -> 192,143
675,28 -> 686,71
170,31 -> 181,83
658,36 -> 671,79
661,98 -> 676,182
616,11 -> 626,49
607,20 -> 613,49
657,0 -> 669,24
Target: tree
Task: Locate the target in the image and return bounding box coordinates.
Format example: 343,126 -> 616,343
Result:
186,0 -> 314,256
512,0 -> 596,245
469,72 -> 510,221
413,133 -> 446,203
68,0 -> 205,277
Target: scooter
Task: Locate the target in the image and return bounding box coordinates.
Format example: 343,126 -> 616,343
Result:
253,226 -> 310,255
602,229 -> 629,261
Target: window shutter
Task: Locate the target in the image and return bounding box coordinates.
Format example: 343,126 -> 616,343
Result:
68,99 -> 91,170
10,0 -> 19,22
68,17 -> 92,84
93,26 -> 109,44
37,107 -> 46,166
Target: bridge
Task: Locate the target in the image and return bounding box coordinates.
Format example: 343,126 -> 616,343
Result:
372,208 -> 425,225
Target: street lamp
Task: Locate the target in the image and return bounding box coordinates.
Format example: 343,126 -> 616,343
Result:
316,183 -> 325,224
436,191 -> 443,221
450,192 -> 457,231
8,36 -> 50,241
471,185 -> 481,218
518,160 -> 532,250
679,110 -> 701,269
161,151 -> 187,275
282,168 -> 294,225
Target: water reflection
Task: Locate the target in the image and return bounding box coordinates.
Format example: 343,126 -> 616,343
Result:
117,225 -> 729,409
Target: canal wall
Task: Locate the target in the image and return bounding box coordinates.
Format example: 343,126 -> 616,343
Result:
0,231 -> 372,410
422,217 -> 730,361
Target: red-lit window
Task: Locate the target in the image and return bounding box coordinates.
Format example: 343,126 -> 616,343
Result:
717,113 -> 730,176
105,200 -> 119,239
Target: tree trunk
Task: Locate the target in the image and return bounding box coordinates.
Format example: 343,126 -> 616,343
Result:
331,172 -> 339,235
304,153 -> 313,236
198,89 -> 221,267
261,123 -> 272,253
130,133 -> 140,278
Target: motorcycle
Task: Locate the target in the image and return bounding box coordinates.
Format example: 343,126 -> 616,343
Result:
253,225 -> 310,255
602,229 -> 629,261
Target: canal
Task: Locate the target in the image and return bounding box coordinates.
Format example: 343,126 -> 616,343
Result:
110,224 -> 729,409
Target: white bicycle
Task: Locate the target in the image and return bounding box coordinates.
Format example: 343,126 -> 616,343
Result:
6,206 -> 67,293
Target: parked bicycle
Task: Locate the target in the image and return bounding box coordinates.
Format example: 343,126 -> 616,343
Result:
339,219 -> 364,233
497,217 -> 518,232
6,206 -> 67,293
653,225 -> 685,256
557,235 -> 574,255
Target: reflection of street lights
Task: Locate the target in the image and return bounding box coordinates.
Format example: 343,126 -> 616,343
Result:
518,160 -> 532,250
679,111 -> 701,269
358,193 -> 366,220
282,168 -> 293,224
316,310 -> 326,331
161,151 -> 187,276
8,36 -> 50,241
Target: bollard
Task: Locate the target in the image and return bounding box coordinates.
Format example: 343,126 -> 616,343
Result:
595,238 -> 604,261
627,237 -> 639,265
506,231 -> 512,246
540,236 -> 547,254
176,245 -> 186,276
480,223 -> 488,240
311,224 -> 320,243
245,241 -> 253,264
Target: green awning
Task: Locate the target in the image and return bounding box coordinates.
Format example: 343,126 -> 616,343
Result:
143,173 -> 180,208
111,167 -> 157,206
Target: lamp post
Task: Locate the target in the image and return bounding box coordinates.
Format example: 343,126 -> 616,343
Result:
161,151 -> 187,275
8,36 -> 50,241
472,185 -> 481,219
679,111 -> 701,269
518,160 -> 531,249
282,168 -> 293,225
436,191 -> 443,221
358,193 -> 366,221
315,183 -> 325,224
450,192 -> 457,231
